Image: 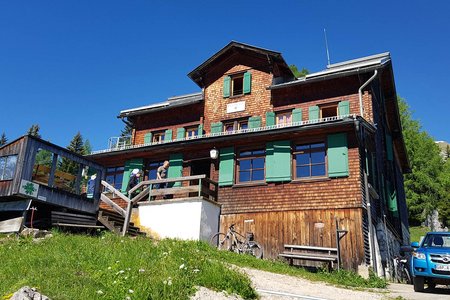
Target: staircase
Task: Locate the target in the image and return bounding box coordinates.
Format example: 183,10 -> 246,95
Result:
97,209 -> 145,237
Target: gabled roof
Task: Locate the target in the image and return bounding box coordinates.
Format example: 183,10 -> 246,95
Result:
269,52 -> 391,90
118,92 -> 203,118
188,41 -> 294,88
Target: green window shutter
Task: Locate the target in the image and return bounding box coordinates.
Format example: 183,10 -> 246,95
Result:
292,108 -> 303,123
249,116 -> 262,129
168,153 -> 183,187
385,133 -> 393,161
327,133 -> 349,177
176,128 -> 186,140
165,129 -> 172,141
144,132 -> 152,144
309,106 -> 319,121
197,124 -> 203,137
266,140 -> 291,182
243,71 -> 252,94
266,112 -> 275,127
338,100 -> 350,116
219,147 -> 234,186
388,182 -> 399,217
223,76 -> 231,98
121,158 -> 144,193
211,122 -> 223,135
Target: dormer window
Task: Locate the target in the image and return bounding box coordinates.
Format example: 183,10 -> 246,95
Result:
223,71 -> 252,98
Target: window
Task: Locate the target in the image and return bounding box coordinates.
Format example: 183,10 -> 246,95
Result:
294,142 -> 326,179
320,104 -> 338,118
231,73 -> 244,96
32,148 -> 54,185
237,149 -> 265,183
106,166 -> 124,190
185,127 -> 198,139
152,131 -> 165,143
145,161 -> 164,180
224,119 -> 248,133
0,155 -> 17,180
276,112 -> 292,125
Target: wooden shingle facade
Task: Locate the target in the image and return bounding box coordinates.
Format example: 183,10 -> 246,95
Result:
89,42 -> 410,273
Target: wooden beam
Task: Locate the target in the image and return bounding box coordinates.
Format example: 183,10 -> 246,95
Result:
100,194 -> 126,217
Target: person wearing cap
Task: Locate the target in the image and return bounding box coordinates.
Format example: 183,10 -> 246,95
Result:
126,168 -> 142,198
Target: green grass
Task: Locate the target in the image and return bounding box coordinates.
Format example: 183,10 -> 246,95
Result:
409,225 -> 430,243
0,232 -> 386,299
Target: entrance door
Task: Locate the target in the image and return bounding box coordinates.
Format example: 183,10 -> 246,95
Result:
189,159 -> 211,198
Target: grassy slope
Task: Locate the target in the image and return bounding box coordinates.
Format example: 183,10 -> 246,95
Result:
409,226 -> 430,243
0,232 -> 386,300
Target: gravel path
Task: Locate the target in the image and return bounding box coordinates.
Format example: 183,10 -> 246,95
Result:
241,268 -> 385,300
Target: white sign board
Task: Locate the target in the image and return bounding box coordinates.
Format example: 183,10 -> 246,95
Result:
227,101 -> 245,113
19,180 -> 39,198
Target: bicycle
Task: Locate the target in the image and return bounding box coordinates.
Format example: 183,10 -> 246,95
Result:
210,224 -> 263,258
393,255 -> 411,284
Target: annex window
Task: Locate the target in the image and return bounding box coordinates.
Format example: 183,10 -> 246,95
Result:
32,148 -> 54,186
320,104 -> 338,118
106,166 -> 124,190
224,119 -> 248,133
185,127 -> 198,139
0,155 -> 18,181
152,131 -> 165,143
55,155 -> 81,194
276,111 -> 292,125
145,161 -> 164,180
237,149 -> 265,183
294,142 -> 326,179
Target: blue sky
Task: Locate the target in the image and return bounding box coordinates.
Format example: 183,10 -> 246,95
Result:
1,1 -> 449,150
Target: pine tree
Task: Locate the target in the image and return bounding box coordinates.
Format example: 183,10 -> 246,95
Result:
60,132 -> 85,175
27,124 -> 41,138
446,145 -> 450,160
289,64 -> 310,78
121,123 -> 133,137
83,139 -> 92,155
0,132 -> 7,146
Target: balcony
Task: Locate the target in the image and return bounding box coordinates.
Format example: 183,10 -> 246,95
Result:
92,114 -> 355,155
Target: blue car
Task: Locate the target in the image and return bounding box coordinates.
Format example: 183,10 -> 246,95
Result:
411,232 -> 450,292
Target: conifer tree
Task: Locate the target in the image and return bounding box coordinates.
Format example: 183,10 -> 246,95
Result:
27,124 -> 41,138
60,132 -> 85,175
0,132 -> 7,146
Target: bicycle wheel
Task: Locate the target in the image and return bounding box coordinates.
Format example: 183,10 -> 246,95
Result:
210,233 -> 232,251
247,241 -> 263,259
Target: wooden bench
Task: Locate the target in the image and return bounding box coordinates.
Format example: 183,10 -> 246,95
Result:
279,244 -> 339,269
51,211 -> 104,229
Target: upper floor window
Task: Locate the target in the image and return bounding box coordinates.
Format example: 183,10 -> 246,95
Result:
231,73 -> 244,96
276,111 -> 292,125
224,119 -> 248,133
223,71 -> 251,98
186,127 -> 198,139
320,104 -> 338,118
0,155 -> 17,180
106,166 -> 124,190
237,149 -> 265,183
152,131 -> 165,143
294,142 -> 326,179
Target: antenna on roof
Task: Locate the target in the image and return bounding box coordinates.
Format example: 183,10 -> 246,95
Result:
324,28 -> 331,67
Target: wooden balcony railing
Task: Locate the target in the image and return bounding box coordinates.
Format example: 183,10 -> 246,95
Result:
100,175 -> 218,236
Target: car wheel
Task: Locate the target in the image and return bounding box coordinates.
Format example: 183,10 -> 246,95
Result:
413,276 -> 425,292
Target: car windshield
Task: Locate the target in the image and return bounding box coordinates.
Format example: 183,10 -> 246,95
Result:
421,234 -> 450,248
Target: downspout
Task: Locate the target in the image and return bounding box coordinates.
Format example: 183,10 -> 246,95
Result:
354,117 -> 377,274
358,70 -> 378,118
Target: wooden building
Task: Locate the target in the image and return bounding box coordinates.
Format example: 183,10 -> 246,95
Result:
0,135 -> 104,228
89,42 -> 410,273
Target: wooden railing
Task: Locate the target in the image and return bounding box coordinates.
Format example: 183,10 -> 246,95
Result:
100,175 -> 218,236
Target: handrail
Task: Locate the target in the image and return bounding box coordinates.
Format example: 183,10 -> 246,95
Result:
128,175 -> 208,195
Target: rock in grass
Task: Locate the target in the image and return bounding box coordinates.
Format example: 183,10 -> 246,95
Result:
10,286 -> 50,300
